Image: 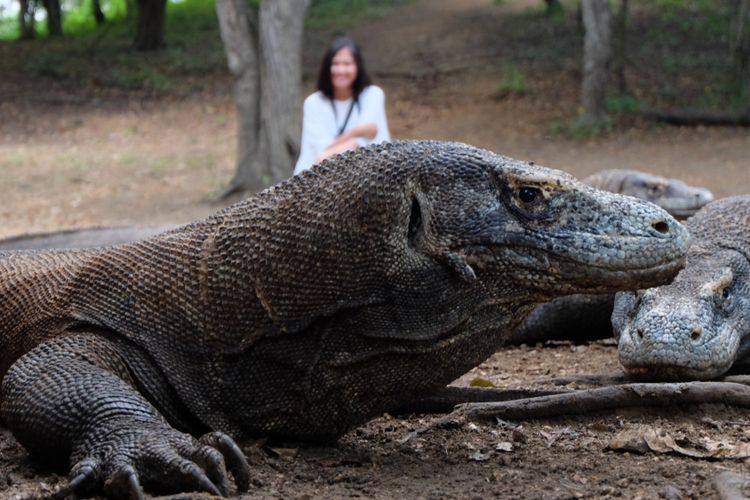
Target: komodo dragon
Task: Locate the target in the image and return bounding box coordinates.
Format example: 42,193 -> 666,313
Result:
510,168 -> 713,345
0,141 -> 689,498
0,225 -> 177,251
614,195 -> 750,381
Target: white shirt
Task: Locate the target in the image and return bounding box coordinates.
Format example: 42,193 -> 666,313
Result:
293,85 -> 390,175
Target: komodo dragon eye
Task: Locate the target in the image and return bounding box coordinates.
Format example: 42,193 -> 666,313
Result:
518,186 -> 542,204
716,287 -> 733,311
647,183 -> 666,196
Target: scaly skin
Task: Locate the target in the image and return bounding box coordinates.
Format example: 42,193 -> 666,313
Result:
614,195 -> 750,381
510,168 -> 712,345
0,141 -> 689,498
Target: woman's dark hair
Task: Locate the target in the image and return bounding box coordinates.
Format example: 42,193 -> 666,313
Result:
316,37 -> 372,101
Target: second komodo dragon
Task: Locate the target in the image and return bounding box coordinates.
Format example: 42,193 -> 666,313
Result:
0,141 -> 689,498
614,195 -> 750,380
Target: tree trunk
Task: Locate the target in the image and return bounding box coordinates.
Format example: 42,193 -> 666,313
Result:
93,0 -> 106,25
612,0 -> 629,95
730,0 -> 750,99
41,0 -> 62,36
134,0 -> 167,51
18,0 -> 36,40
581,0 -> 613,124
216,0 -> 309,197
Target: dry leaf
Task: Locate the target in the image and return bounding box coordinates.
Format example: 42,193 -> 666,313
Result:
495,442 -> 513,452
468,450 -> 493,461
469,377 -> 497,388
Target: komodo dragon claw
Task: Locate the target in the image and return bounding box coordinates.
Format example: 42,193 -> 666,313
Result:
65,426 -> 249,498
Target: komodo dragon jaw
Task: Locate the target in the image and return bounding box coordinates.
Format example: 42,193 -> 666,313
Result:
615,248 -> 750,381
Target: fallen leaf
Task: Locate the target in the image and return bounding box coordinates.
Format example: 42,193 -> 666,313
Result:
469,377 -> 497,388
468,450 -> 493,461
539,426 -> 574,447
495,442 -> 513,452
609,425 -> 750,459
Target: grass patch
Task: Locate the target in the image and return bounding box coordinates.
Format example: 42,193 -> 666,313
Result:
306,0 -> 410,30
549,113 -> 612,140
494,64 -> 527,99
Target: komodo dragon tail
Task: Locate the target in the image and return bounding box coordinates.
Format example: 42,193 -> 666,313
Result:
0,249 -> 93,376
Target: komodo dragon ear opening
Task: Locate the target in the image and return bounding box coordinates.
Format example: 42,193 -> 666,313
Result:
406,194 -> 476,284
407,196 -> 422,246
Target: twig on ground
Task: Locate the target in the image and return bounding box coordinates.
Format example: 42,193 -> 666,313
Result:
531,373 -> 630,387
436,381 -> 750,424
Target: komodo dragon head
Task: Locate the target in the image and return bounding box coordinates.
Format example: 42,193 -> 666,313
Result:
614,196 -> 750,381
610,170 -> 713,219
391,145 -> 691,301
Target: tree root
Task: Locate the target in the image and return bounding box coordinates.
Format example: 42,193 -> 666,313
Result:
531,373 -> 630,387
438,381 -> 750,423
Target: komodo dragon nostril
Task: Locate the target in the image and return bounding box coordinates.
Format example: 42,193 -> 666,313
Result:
637,327 -> 644,339
690,326 -> 703,340
651,221 -> 669,234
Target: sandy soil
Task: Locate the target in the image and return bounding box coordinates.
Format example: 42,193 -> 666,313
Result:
1,0 -> 750,498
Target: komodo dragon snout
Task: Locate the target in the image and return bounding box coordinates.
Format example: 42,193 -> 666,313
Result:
615,249 -> 750,380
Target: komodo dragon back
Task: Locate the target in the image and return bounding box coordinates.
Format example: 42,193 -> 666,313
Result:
0,140 -> 690,498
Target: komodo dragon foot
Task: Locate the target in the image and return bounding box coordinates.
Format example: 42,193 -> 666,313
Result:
66,428 -> 249,498
1,334 -> 250,498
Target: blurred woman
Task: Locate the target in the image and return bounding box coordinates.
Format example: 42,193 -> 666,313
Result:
293,37 -> 390,175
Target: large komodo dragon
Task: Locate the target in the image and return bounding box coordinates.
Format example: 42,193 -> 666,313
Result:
0,141 -> 689,498
614,195 -> 750,381
510,168 -> 713,345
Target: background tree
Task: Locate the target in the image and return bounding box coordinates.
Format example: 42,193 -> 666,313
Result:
612,0 -> 629,95
93,0 -> 106,25
18,0 -> 36,39
580,0 -> 612,126
134,0 -> 167,50
216,0 -> 309,196
730,0 -> 750,100
41,0 -> 62,36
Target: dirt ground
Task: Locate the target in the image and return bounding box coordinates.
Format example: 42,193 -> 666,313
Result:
1,0 -> 750,498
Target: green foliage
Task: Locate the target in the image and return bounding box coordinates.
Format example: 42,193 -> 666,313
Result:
494,64 -> 527,99
307,0 -> 409,29
606,94 -> 643,115
549,113 -> 612,140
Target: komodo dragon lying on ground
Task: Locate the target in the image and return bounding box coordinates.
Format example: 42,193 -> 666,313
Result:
510,168 -> 713,345
614,195 -> 750,381
0,141 -> 689,498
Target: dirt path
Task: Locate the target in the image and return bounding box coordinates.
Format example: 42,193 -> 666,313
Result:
1,0 -> 750,498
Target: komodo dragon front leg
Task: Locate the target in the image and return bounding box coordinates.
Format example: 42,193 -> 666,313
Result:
2,333 -> 250,498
